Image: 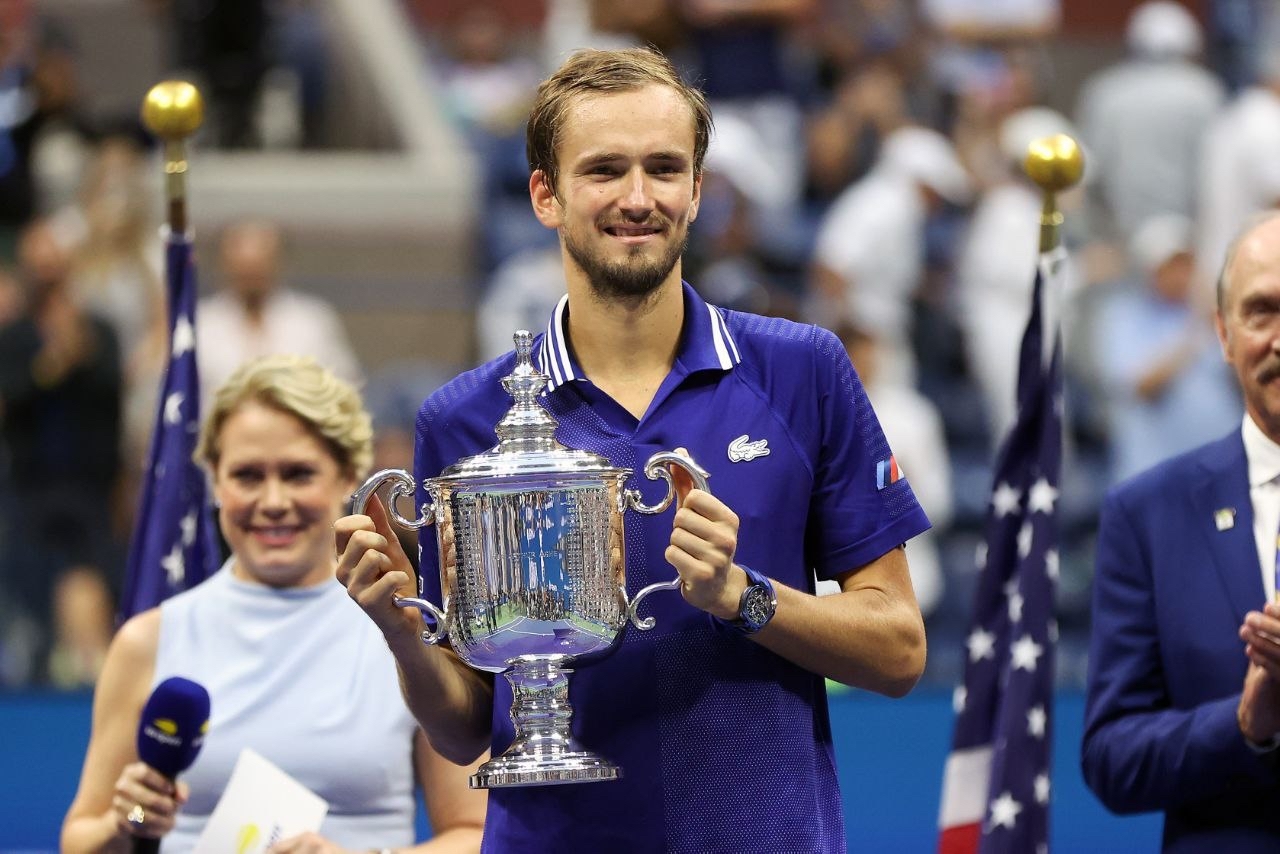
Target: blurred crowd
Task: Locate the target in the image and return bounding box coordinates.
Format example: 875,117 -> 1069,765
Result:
0,0 -> 1270,690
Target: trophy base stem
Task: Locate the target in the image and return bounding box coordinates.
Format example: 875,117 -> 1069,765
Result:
470,751 -> 621,788
478,655 -> 621,787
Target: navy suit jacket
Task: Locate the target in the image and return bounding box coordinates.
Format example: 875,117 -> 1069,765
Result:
1082,431 -> 1280,851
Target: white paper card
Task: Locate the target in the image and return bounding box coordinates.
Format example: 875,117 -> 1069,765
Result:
193,748 -> 328,853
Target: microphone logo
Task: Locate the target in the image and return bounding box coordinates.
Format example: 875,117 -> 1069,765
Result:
143,720 -> 182,747
142,714 -> 210,748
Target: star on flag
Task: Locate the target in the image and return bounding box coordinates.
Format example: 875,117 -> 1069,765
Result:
171,313 -> 194,357
989,792 -> 1022,830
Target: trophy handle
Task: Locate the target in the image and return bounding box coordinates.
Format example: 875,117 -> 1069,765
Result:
624,451 -> 710,515
624,451 -> 711,631
393,595 -> 450,646
351,468 -> 434,530
350,468 -> 449,645
626,579 -> 682,631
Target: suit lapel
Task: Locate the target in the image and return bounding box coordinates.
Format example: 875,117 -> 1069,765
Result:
1194,433 -> 1265,620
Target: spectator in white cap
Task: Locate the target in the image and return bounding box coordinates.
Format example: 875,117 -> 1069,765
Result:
1075,1 -> 1224,243
1094,213 -> 1240,483
809,125 -> 971,386
1198,35 -> 1280,293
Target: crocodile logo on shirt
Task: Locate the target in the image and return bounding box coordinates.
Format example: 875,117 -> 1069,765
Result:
728,434 -> 770,463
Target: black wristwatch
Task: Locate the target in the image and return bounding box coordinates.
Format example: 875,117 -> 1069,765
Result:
719,565 -> 777,634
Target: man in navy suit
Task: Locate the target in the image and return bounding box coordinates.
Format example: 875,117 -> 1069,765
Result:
1083,211 -> 1280,850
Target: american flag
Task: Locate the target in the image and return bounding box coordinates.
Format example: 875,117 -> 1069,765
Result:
938,247 -> 1064,853
119,230 -> 218,620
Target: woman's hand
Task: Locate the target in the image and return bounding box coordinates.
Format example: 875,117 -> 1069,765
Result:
111,761 -> 188,839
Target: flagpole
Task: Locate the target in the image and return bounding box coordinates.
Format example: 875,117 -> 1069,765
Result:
937,135 -> 1083,854
1024,134 -> 1083,254
119,81 -> 217,620
140,81 -> 204,236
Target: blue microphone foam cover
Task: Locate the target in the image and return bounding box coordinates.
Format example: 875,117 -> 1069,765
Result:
136,676 -> 210,778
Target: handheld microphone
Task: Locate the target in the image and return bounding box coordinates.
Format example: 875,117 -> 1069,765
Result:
133,676 -> 210,854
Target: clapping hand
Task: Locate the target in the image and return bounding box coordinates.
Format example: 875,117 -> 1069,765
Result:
1238,602 -> 1280,742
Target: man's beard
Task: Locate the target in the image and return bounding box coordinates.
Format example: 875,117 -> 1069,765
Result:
564,224 -> 687,302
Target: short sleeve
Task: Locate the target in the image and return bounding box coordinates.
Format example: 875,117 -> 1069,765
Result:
805,326 -> 932,577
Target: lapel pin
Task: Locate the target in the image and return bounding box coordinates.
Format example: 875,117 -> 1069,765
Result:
1214,507 -> 1236,532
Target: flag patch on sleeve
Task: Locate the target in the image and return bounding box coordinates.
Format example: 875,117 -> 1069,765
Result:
876,455 -> 903,490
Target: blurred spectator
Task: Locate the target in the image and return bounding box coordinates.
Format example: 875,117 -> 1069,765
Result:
1197,37 -> 1280,294
686,170 -> 795,318
0,0 -> 85,258
0,219 -> 122,686
679,0 -> 818,259
195,219 -> 361,413
923,0 -> 1058,145
803,0 -> 940,189
947,44 -> 1048,192
437,3 -> 542,137
921,0 -> 1059,42
363,357 -> 463,563
1094,214 -> 1241,484
476,245 -> 564,362
272,0 -> 332,149
430,2 -> 548,271
807,0 -> 926,89
543,0 -> 680,69
838,322 -> 951,618
809,125 -> 972,386
0,261 -> 20,324
167,0 -> 270,148
57,136 -> 166,469
159,0 -> 324,148
805,60 -> 909,203
1075,1 -> 1225,243
1206,0 -> 1269,92
45,564 -> 113,689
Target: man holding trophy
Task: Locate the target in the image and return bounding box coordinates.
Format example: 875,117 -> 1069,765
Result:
336,47 -> 929,852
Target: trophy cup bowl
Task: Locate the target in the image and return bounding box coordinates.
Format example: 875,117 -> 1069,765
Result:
350,331 -> 708,788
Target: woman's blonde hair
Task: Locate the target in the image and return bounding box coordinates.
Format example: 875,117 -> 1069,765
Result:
195,355 -> 373,480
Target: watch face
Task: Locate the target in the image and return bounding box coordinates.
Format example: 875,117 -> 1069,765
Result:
741,585 -> 775,630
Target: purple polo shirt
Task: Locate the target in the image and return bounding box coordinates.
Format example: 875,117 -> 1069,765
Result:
414,283 -> 929,853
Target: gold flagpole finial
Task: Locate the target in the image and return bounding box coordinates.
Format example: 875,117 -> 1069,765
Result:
141,80 -> 204,140
1024,134 -> 1084,253
141,81 -> 204,236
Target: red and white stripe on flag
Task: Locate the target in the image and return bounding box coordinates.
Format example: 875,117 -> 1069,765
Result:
938,745 -> 993,853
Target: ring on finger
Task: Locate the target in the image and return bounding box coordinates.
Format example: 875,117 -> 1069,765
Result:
127,803 -> 146,825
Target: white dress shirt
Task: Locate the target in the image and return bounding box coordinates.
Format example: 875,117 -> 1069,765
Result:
195,288 -> 362,412
1243,414 -> 1280,602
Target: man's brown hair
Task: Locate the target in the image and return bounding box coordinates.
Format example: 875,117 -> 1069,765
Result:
526,47 -> 713,198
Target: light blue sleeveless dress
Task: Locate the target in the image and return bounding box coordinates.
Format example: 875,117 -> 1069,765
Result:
153,563 -> 418,851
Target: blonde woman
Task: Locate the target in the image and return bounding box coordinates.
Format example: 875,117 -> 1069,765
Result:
63,355 -> 486,853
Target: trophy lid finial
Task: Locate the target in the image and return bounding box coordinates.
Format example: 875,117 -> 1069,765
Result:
433,330 -> 628,480
513,330 -> 533,361
495,330 -> 560,450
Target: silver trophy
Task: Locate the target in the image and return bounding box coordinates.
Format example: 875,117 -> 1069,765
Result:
351,330 -> 709,788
